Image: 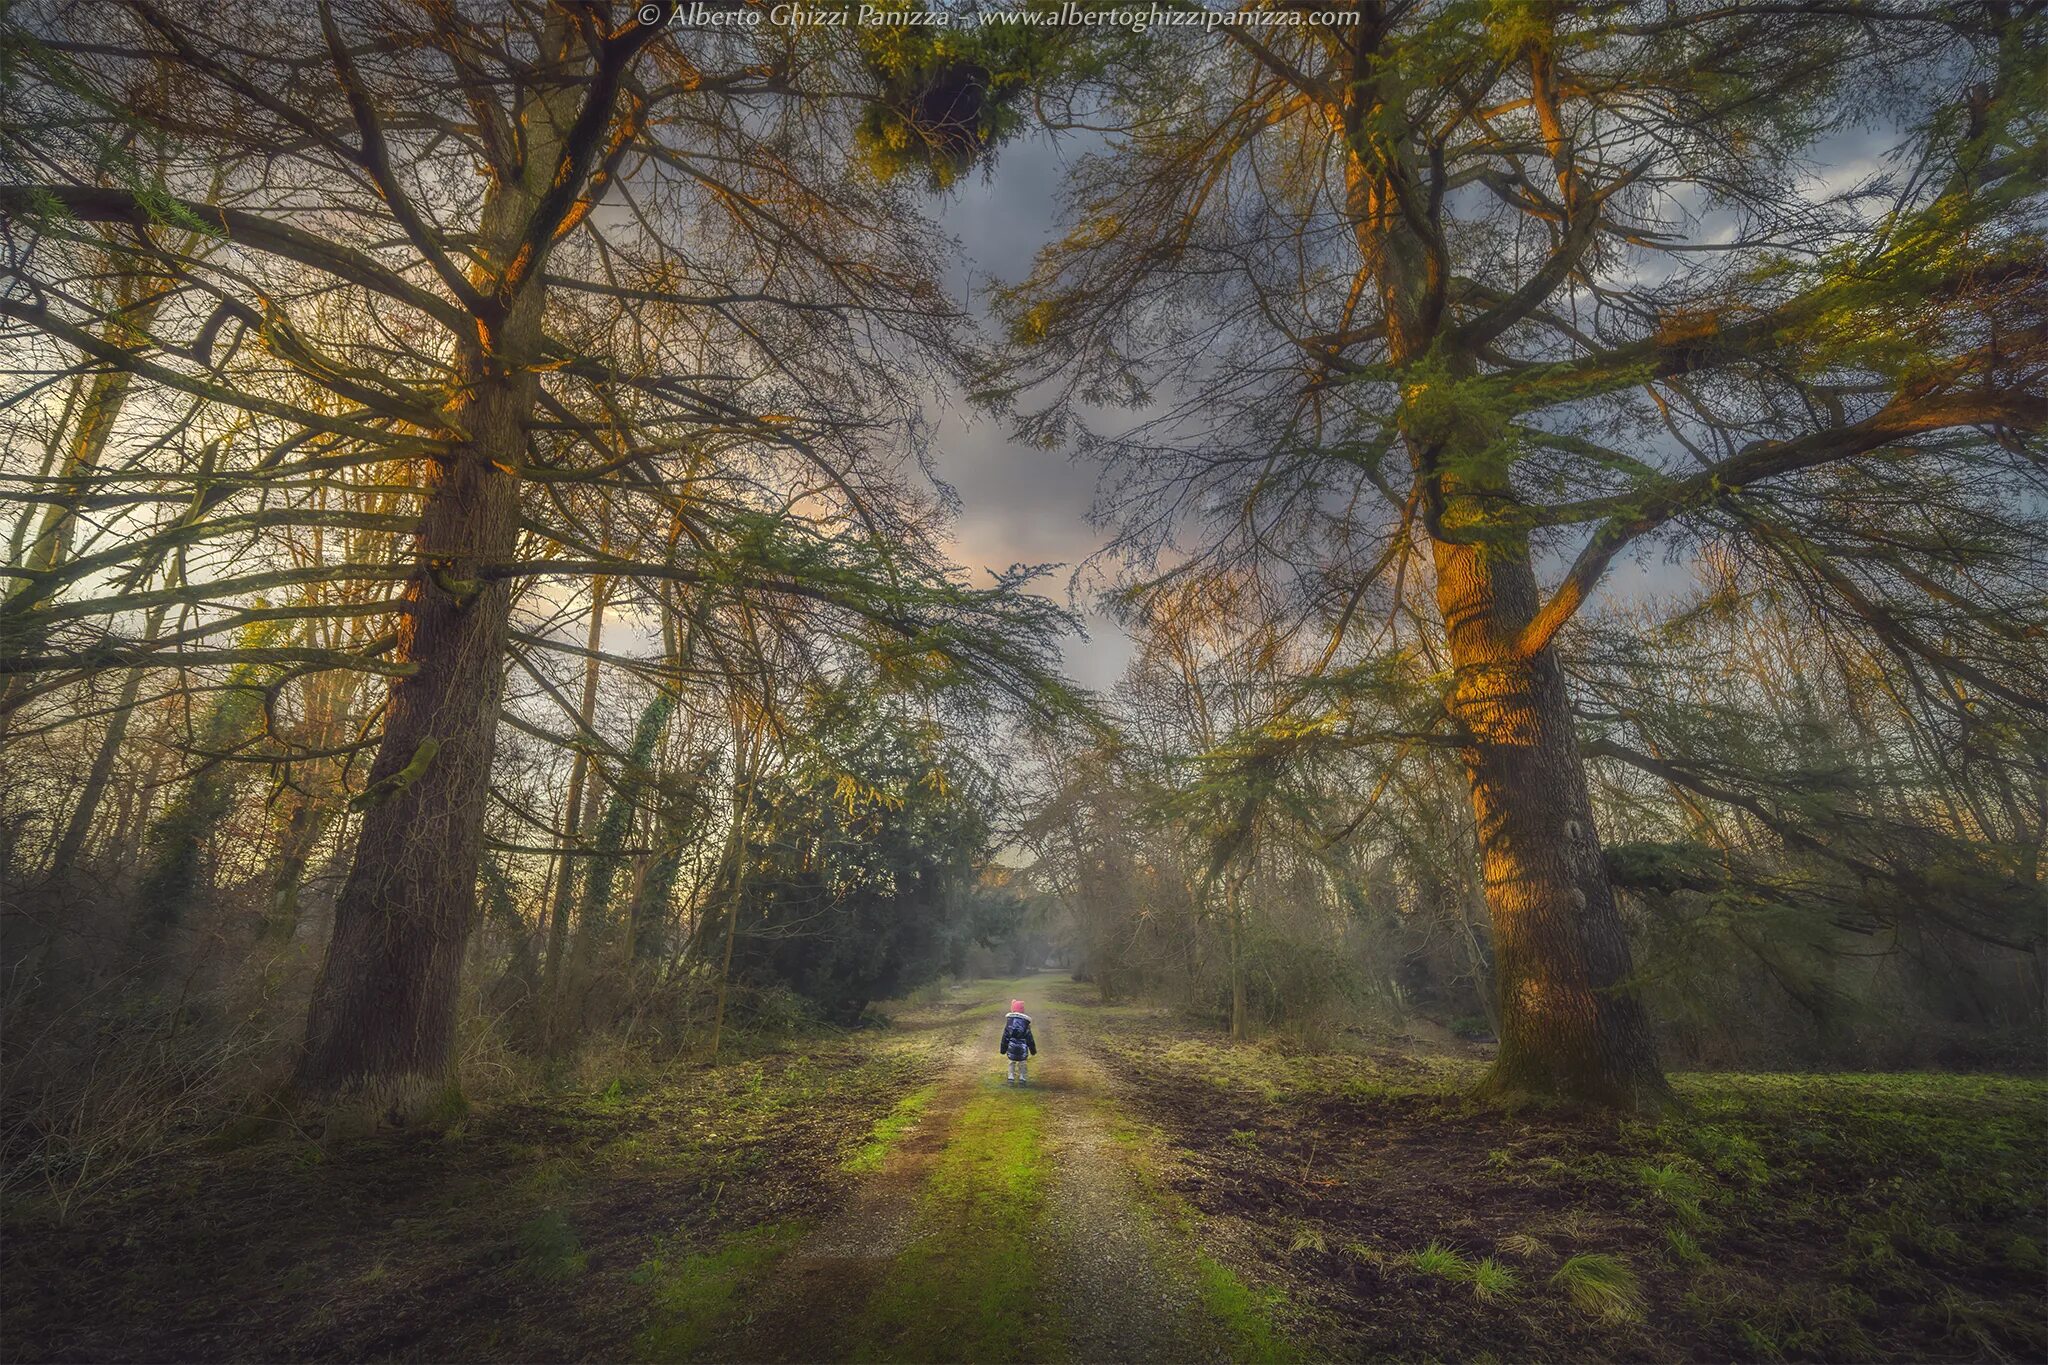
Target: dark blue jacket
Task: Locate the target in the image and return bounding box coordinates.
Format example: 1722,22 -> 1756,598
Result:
999,1012 -> 1036,1058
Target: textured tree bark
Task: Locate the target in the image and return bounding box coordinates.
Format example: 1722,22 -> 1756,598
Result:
291,4 -> 626,1113
1432,537 -> 1671,1110
1338,46 -> 1671,1106
293,358 -> 526,1112
1455,880 -> 1501,1037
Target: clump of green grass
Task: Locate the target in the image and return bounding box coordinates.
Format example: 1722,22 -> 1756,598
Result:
1635,1159 -> 1708,1223
1664,1226 -> 1709,1267
1655,1110 -> 1771,1187
1342,1241 -> 1382,1268
1402,1241 -> 1518,1301
587,1071 -> 657,1111
1550,1252 -> 1641,1322
1288,1224 -> 1327,1255
1193,1252 -> 1301,1364
842,1083 -> 938,1174
1404,1239 -> 1474,1281
1468,1256 -> 1518,1301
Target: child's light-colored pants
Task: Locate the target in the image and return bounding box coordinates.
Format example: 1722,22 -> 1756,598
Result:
1007,1056 -> 1029,1083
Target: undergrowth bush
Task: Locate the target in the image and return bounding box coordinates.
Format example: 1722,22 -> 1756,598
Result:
1,971 -> 297,1221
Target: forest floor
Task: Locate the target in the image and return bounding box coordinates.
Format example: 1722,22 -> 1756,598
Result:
4,972 -> 2044,1363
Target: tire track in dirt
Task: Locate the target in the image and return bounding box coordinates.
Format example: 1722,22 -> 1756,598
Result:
712,1000 -> 987,1361
1029,997 -> 1226,1364
709,975 -> 1223,1363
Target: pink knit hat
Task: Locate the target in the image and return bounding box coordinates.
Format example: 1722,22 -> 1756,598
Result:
1010,1000 -> 1025,1013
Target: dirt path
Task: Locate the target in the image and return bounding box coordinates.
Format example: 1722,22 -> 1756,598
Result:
1030,1009 -> 1222,1364
704,976 -> 1235,1363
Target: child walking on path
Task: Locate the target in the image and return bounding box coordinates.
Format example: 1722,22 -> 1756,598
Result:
999,1000 -> 1037,1085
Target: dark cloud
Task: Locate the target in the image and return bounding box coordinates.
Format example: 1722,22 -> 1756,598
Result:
931,134 -> 1135,692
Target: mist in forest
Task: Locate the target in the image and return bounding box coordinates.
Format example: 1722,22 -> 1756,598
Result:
2,2 -> 2043,1362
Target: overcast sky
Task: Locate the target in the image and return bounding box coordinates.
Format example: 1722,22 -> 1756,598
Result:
928,132 -> 1139,693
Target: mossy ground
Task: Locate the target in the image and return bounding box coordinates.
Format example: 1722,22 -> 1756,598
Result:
633,1221 -> 805,1360
851,1082 -> 1059,1361
844,1083 -> 941,1175
1081,984 -> 2048,1362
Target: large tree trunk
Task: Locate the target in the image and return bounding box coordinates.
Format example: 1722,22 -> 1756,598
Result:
291,5 -> 618,1112
1341,43 -> 1670,1106
1452,796 -> 1502,1035
293,366 -> 526,1114
1431,538 -> 1671,1109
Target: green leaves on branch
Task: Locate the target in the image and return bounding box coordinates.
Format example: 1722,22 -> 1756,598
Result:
699,507 -> 1088,728
854,2 -> 1055,188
